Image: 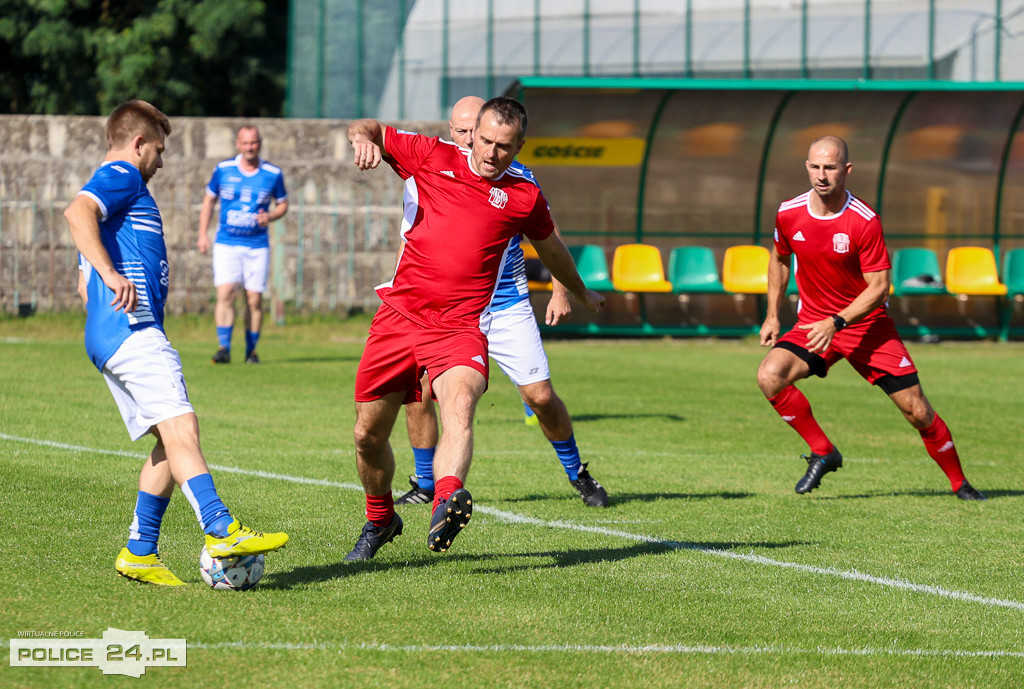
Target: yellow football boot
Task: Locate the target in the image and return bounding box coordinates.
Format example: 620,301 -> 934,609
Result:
115,547 -> 186,586
205,519 -> 289,558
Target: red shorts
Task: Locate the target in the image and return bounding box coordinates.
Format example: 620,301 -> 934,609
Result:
776,315 -> 917,385
354,303 -> 489,403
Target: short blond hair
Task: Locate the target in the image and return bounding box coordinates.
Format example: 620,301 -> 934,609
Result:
105,100 -> 171,150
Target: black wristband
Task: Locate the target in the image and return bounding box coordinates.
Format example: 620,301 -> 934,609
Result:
831,314 -> 847,331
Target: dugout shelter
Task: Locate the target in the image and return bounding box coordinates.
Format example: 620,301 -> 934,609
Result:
508,77 -> 1024,339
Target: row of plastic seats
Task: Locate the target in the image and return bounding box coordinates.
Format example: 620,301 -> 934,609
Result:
523,242 -> 773,295
526,242 -> 1024,302
893,246 -> 1024,299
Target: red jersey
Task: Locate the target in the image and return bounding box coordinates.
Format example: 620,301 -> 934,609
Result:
774,190 -> 891,324
378,126 -> 554,329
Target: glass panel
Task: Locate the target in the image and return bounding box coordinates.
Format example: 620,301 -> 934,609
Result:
518,88 -> 665,243
642,88 -> 786,253
882,91 -> 1020,253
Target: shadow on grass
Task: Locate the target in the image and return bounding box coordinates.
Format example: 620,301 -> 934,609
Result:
497,491 -> 755,505
815,488 -> 1024,500
261,537 -> 809,589
268,355 -> 360,365
571,412 -> 687,423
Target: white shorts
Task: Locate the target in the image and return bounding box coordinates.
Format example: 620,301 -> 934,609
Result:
480,300 -> 550,386
102,328 -> 195,441
213,243 -> 269,293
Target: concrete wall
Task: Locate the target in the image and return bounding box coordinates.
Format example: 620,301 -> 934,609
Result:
0,115 -> 447,316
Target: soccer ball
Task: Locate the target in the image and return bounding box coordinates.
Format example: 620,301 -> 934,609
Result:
199,546 -> 265,591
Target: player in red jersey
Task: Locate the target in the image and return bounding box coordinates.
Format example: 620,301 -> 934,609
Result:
757,136 -> 985,500
344,97 -> 606,560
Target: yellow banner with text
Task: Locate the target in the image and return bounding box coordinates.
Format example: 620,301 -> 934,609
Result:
518,137 -> 646,167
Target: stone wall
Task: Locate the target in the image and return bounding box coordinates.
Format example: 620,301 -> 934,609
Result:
0,115 -> 447,316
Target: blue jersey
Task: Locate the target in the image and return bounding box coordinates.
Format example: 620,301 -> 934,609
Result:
78,161 -> 169,370
206,156 -> 287,248
488,160 -> 541,312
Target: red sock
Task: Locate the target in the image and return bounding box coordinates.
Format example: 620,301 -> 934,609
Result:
918,414 -> 966,491
432,475 -> 464,511
768,386 -> 834,456
365,493 -> 394,527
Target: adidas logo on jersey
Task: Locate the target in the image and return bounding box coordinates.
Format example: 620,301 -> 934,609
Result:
792,231 -> 806,241
440,170 -> 454,177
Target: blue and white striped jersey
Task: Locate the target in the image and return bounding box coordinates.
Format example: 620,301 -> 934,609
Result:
78,161 -> 168,370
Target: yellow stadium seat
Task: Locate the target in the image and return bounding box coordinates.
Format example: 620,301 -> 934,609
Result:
945,247 -> 1007,296
722,245 -> 770,294
611,244 -> 672,292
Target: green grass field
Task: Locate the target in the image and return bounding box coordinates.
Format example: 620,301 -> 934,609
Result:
1,312 -> 1022,688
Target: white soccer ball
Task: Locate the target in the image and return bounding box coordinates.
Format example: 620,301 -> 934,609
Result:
199,546 -> 265,591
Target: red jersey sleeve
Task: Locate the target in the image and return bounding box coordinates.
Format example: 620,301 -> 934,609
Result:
383,126 -> 437,180
857,216 -> 891,273
520,189 -> 555,241
773,210 -> 793,258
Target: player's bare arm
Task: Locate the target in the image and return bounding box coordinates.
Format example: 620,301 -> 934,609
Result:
197,193 -> 217,253
65,194 -> 138,313
799,268 -> 890,353
532,233 -> 605,313
759,247 -> 790,347
348,119 -> 385,170
544,220 -> 573,325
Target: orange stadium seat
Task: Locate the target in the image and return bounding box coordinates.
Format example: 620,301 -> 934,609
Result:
521,241 -> 552,291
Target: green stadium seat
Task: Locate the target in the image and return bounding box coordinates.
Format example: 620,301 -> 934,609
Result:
999,248 -> 1024,340
667,246 -> 725,293
569,244 -> 615,292
786,255 -> 799,296
892,248 -> 947,296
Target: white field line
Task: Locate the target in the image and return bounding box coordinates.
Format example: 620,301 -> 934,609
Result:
3,432 -> 1023,614
2,638 -> 1022,658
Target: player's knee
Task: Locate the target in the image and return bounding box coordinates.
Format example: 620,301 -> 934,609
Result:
352,420 -> 388,453
521,383 -> 556,412
756,360 -> 784,396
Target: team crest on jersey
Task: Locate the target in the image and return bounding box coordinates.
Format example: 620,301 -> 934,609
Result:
832,233 -> 851,254
489,187 -> 508,209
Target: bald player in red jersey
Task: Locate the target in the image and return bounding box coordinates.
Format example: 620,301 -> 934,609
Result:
757,135 -> 985,500
344,97 -> 605,560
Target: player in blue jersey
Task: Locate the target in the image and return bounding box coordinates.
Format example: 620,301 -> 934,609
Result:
396,96 -> 609,508
197,125 -> 288,364
65,101 -> 289,586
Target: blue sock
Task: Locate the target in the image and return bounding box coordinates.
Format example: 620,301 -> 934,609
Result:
245,330 -> 260,356
523,401 -> 536,419
216,326 -> 233,351
412,446 -> 436,491
181,474 -> 233,537
552,435 -> 583,481
126,491 -> 170,556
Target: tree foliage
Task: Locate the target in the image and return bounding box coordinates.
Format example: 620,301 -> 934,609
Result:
0,0 -> 289,116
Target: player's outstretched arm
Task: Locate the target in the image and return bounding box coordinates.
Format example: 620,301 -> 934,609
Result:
348,119 -> 385,170
65,195 -> 137,313
532,234 -> 605,314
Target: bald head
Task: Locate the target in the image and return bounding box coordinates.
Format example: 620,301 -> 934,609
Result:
808,135 -> 849,165
449,96 -> 485,149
